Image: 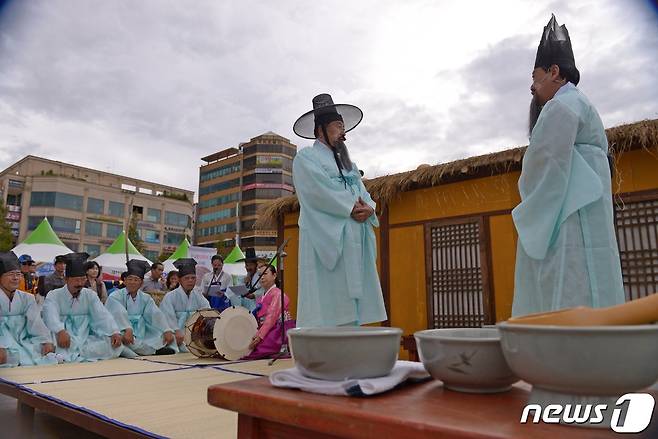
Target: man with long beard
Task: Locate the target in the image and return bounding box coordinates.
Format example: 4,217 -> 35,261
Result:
291,93 -> 387,327
511,15 -> 625,315
42,252 -> 123,362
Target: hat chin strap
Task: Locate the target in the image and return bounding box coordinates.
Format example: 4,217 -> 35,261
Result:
321,125 -> 347,188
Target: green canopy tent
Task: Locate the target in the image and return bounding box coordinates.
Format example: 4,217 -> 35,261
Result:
92,231 -> 152,280
11,218 -> 73,262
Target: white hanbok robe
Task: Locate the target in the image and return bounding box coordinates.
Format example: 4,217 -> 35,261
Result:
158,286 -> 209,353
292,140 -> 387,327
0,290 -> 57,367
106,288 -> 175,356
42,286 -> 122,362
512,83 -> 625,315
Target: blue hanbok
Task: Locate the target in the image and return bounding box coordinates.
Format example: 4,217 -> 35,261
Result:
41,286 -> 122,362
158,286 -> 209,353
0,290 -> 57,367
106,288 -> 176,356
512,83 -> 625,315
292,140 -> 387,327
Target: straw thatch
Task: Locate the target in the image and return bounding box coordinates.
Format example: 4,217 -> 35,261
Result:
255,118 -> 658,228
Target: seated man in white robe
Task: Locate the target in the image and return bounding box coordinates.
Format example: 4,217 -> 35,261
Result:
42,252 -> 123,362
159,258 -> 210,353
106,260 -> 176,357
0,252 -> 57,367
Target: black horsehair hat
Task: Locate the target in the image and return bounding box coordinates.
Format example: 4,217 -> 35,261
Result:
63,252 -> 90,278
126,259 -> 151,280
173,258 -> 197,277
293,93 -> 363,140
0,252 -> 21,276
237,247 -> 259,263
534,14 -> 579,83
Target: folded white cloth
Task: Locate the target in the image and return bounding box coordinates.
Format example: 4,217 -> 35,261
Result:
269,361 -> 430,396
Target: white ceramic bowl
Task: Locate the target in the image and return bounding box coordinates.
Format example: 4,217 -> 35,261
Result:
414,328 -> 518,393
288,327 -> 402,381
497,322 -> 658,395
497,323 -> 658,428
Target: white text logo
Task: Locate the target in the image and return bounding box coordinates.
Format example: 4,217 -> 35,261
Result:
520,393 -> 655,433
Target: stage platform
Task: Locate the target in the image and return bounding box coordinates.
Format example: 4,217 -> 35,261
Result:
0,353 -> 293,438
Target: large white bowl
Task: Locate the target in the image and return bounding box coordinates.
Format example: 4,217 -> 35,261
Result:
497,323 -> 658,427
288,327 -> 402,381
414,328 -> 518,393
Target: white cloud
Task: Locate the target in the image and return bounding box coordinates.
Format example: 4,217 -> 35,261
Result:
0,0 -> 656,197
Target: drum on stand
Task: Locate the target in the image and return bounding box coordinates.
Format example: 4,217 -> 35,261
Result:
184,306 -> 258,360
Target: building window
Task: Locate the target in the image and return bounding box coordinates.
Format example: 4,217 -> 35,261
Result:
198,207 -> 236,223
200,162 -> 241,182
199,178 -> 241,196
165,211 -> 190,228
164,232 -> 185,245
242,188 -> 294,201
108,201 -> 125,217
240,204 -> 259,216
87,198 -> 104,215
106,223 -> 122,239
30,192 -> 83,211
142,230 -> 161,244
62,241 -> 79,251
54,217 -> 80,234
85,221 -> 102,236
84,244 -> 101,258
146,208 -> 161,223
240,236 -> 277,247
144,250 -> 159,262
198,192 -> 240,209
197,223 -> 236,237
6,193 -> 21,206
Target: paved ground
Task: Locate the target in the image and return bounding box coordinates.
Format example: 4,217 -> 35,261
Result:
0,394 -> 102,438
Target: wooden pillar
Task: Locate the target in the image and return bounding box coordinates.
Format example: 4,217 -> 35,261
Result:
379,206 -> 391,326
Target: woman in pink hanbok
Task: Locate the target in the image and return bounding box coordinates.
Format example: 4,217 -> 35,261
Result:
243,266 -> 295,360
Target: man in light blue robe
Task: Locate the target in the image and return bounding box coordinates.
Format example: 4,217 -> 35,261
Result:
0,252 -> 57,367
511,15 -> 625,316
159,258 -> 210,353
42,252 -> 123,362
106,260 -> 176,357
292,93 -> 387,327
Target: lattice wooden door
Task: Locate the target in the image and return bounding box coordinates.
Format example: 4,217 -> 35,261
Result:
425,217 -> 492,328
615,194 -> 658,300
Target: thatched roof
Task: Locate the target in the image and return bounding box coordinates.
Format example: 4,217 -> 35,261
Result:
256,118 -> 658,228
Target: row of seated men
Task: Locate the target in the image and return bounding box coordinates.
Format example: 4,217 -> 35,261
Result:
0,252 -> 212,367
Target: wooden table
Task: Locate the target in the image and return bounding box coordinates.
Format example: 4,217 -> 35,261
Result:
208,377 -> 656,439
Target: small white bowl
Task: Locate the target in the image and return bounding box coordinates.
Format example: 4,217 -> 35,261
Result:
414,328 -> 518,393
497,323 -> 658,428
288,326 -> 402,381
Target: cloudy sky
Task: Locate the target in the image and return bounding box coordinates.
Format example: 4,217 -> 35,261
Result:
1,0 -> 657,199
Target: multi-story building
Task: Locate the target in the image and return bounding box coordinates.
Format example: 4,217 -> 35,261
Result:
0,156 -> 195,262
196,131 -> 296,255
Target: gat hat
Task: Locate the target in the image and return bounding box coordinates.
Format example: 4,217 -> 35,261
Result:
173,258 -> 197,277
0,252 -> 21,275
293,93 -> 363,140
18,254 -> 35,265
237,248 -> 259,263
126,259 -> 151,280
63,252 -> 90,278
534,14 -> 579,84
